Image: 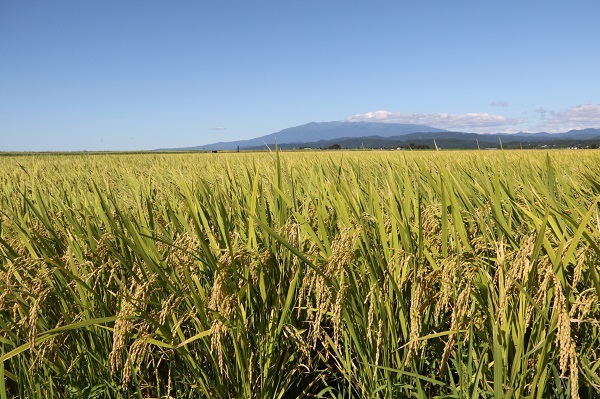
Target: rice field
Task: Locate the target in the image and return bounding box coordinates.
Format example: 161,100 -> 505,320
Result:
1,150 -> 599,398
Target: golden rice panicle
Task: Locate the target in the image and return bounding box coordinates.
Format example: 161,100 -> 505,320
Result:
327,226 -> 358,349
554,275 -> 573,377
434,256 -> 460,322
122,334 -> 150,386
421,204 -> 442,252
569,341 -> 580,399
526,255 -> 553,329
209,264 -> 236,377
439,282 -> 471,373
309,273 -> 331,350
365,284 -> 376,345
407,270 -> 428,363
109,269 -> 154,381
110,298 -> 134,375
374,318 -> 383,380
571,247 -> 587,290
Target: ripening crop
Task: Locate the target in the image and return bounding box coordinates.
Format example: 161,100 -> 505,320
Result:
1,150 -> 599,398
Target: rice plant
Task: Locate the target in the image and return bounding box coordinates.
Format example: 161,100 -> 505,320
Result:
1,150 -> 599,398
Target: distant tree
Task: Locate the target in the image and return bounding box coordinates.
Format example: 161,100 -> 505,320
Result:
328,143 -> 341,150
404,143 -> 429,150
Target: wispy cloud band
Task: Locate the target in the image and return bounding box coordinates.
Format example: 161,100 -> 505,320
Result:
347,110 -> 523,132
535,104 -> 600,132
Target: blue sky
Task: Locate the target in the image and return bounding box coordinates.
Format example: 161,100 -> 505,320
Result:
2,1 -> 600,151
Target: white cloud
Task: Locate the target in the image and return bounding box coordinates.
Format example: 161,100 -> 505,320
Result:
490,101 -> 509,107
209,126 -> 227,130
346,110 -> 523,133
535,104 -> 600,132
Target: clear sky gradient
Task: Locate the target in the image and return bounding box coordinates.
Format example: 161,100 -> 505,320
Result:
2,1 -> 600,151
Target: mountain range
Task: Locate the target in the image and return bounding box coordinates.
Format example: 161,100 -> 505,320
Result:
162,122 -> 600,151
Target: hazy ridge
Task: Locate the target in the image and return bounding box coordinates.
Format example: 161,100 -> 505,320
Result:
161,122 -> 600,150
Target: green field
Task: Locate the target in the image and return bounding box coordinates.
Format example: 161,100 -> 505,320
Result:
1,150 -> 599,398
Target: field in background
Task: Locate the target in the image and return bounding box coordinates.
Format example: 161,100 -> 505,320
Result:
1,150 -> 599,398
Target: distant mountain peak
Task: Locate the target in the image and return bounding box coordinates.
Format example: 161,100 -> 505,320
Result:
169,121 -> 448,151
